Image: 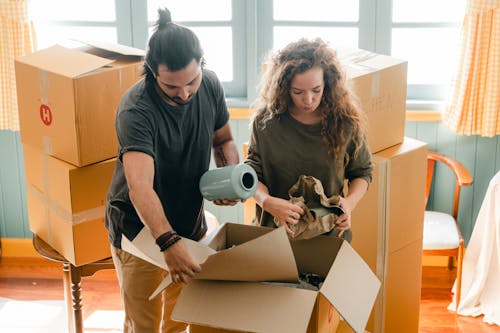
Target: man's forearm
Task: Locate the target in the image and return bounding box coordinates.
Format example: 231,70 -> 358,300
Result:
129,184 -> 173,239
213,140 -> 239,167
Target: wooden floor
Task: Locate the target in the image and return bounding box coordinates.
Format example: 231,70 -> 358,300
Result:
0,257 -> 499,332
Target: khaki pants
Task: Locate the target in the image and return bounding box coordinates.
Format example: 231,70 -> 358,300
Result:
111,246 -> 188,333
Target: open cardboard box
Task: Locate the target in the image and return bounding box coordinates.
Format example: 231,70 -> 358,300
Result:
127,223 -> 380,333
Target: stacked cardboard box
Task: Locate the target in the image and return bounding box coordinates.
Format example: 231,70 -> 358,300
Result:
23,145 -> 115,266
15,43 -> 144,166
15,42 -> 144,266
349,137 -> 428,333
339,49 -> 408,154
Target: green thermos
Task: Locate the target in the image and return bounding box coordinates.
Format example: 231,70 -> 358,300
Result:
199,164 -> 258,200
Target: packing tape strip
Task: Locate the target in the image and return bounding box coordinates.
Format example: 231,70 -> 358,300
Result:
42,140 -> 51,242
39,69 -> 49,105
340,49 -> 377,64
341,49 -> 380,72
371,71 -> 380,98
118,67 -> 123,91
28,185 -> 105,225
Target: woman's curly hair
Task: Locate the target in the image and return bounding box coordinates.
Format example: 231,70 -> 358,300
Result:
252,38 -> 367,161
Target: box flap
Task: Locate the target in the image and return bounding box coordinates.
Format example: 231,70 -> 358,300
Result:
172,280 -> 317,333
121,226 -> 215,272
147,225 -> 299,300
195,226 -> 299,282
338,48 -> 378,65
338,48 -> 406,79
320,241 -> 381,333
77,40 -> 145,56
15,45 -> 113,78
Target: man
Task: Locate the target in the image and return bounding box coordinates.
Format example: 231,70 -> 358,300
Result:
105,8 -> 240,333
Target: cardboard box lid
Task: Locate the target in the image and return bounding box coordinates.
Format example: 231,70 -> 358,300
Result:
15,42 -> 144,78
374,136 -> 427,159
338,48 -> 407,78
16,45 -> 113,78
78,40 -> 145,57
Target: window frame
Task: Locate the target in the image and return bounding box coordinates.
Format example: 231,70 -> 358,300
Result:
32,0 -> 463,110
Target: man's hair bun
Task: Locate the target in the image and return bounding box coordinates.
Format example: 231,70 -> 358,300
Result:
157,8 -> 173,29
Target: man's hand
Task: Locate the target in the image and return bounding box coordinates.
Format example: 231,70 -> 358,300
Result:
213,198 -> 245,206
162,239 -> 201,284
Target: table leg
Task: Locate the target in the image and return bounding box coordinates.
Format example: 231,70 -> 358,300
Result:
62,262 -> 75,333
69,264 -> 84,333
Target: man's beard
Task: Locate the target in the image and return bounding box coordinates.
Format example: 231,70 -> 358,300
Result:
156,84 -> 193,106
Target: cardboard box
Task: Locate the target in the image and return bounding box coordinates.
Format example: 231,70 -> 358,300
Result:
375,137 -> 427,254
167,223 -> 380,333
23,144 -> 115,266
340,49 -> 408,154
350,137 -> 427,333
15,42 -> 144,166
383,239 -> 423,333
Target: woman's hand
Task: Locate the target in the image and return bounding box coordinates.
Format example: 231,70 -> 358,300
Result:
262,196 -> 304,235
335,197 -> 353,237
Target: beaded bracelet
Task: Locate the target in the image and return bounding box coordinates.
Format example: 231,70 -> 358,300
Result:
155,230 -> 177,249
159,235 -> 182,252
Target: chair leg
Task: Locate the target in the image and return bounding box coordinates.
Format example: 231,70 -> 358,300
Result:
447,256 -> 455,270
455,246 -> 464,311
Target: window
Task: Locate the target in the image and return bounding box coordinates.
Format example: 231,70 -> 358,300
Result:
29,0 -> 118,49
272,0 -> 360,50
30,0 -> 466,109
261,0 -> 465,109
390,0 -> 466,108
146,0 -> 243,97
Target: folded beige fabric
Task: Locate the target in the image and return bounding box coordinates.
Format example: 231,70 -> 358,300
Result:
284,175 -> 343,240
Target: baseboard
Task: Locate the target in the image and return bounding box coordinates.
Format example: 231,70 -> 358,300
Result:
1,237 -> 454,265
0,238 -> 41,258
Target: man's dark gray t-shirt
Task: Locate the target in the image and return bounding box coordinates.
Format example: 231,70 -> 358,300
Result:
105,69 -> 229,249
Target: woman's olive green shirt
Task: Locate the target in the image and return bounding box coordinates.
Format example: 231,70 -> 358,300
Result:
245,112 -> 373,227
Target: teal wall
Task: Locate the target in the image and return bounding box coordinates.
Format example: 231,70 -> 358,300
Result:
405,121 -> 500,245
0,130 -> 29,238
1,121 -> 499,245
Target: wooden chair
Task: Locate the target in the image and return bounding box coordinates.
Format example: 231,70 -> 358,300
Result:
423,151 -> 473,311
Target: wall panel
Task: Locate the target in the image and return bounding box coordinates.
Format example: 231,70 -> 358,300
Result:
1,120 -> 499,245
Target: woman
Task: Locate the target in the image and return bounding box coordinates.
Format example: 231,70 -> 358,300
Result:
245,38 -> 373,239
